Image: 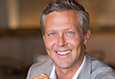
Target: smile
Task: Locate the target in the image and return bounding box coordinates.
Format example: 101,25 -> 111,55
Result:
56,50 -> 71,55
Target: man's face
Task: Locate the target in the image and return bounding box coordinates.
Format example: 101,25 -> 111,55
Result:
43,10 -> 89,69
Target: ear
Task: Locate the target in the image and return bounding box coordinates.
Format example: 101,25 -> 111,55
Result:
84,29 -> 91,44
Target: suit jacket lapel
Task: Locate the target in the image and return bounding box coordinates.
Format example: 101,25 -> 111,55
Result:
78,53 -> 91,79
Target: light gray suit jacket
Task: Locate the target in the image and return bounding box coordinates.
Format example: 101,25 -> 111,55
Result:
26,54 -> 115,79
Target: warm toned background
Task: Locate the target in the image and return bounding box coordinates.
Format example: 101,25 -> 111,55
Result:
0,0 -> 115,79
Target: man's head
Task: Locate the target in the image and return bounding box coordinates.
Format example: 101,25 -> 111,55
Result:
41,0 -> 90,70
40,0 -> 89,36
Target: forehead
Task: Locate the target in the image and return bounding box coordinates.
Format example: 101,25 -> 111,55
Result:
45,10 -> 80,27
43,10 -> 83,34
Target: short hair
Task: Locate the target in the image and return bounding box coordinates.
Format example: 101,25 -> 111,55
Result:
40,0 -> 89,35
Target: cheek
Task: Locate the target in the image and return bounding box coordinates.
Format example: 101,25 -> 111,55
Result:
66,35 -> 81,46
44,37 -> 56,50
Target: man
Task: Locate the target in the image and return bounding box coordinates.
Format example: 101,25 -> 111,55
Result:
26,0 -> 115,79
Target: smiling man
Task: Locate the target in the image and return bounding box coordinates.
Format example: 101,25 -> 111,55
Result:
26,0 -> 115,79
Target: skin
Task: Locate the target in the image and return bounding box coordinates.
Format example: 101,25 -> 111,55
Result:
32,10 -> 90,79
32,73 -> 50,79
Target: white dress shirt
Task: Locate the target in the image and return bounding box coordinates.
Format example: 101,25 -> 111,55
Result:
50,56 -> 86,79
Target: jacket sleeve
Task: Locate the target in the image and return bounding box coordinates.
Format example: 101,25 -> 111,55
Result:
26,63 -> 41,79
26,64 -> 35,79
100,69 -> 115,79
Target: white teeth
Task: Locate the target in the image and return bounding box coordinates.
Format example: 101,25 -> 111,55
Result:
56,50 -> 71,55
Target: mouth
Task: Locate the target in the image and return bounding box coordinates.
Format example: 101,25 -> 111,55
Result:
56,50 -> 72,55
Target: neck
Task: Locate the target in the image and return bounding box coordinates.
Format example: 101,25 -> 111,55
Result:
55,53 -> 84,79
56,68 -> 75,79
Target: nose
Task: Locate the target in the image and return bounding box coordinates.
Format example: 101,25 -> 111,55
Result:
57,34 -> 67,47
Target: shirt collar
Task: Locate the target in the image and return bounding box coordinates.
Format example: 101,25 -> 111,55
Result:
50,65 -> 57,79
50,55 -> 86,79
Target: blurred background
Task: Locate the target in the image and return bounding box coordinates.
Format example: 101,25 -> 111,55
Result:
0,0 -> 115,79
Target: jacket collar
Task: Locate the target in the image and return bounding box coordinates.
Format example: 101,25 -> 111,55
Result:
78,53 -> 91,79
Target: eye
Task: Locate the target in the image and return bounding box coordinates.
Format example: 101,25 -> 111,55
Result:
67,31 -> 74,35
48,33 -> 56,36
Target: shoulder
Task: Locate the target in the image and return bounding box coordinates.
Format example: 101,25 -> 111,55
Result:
26,58 -> 53,79
30,58 -> 53,72
87,54 -> 115,79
